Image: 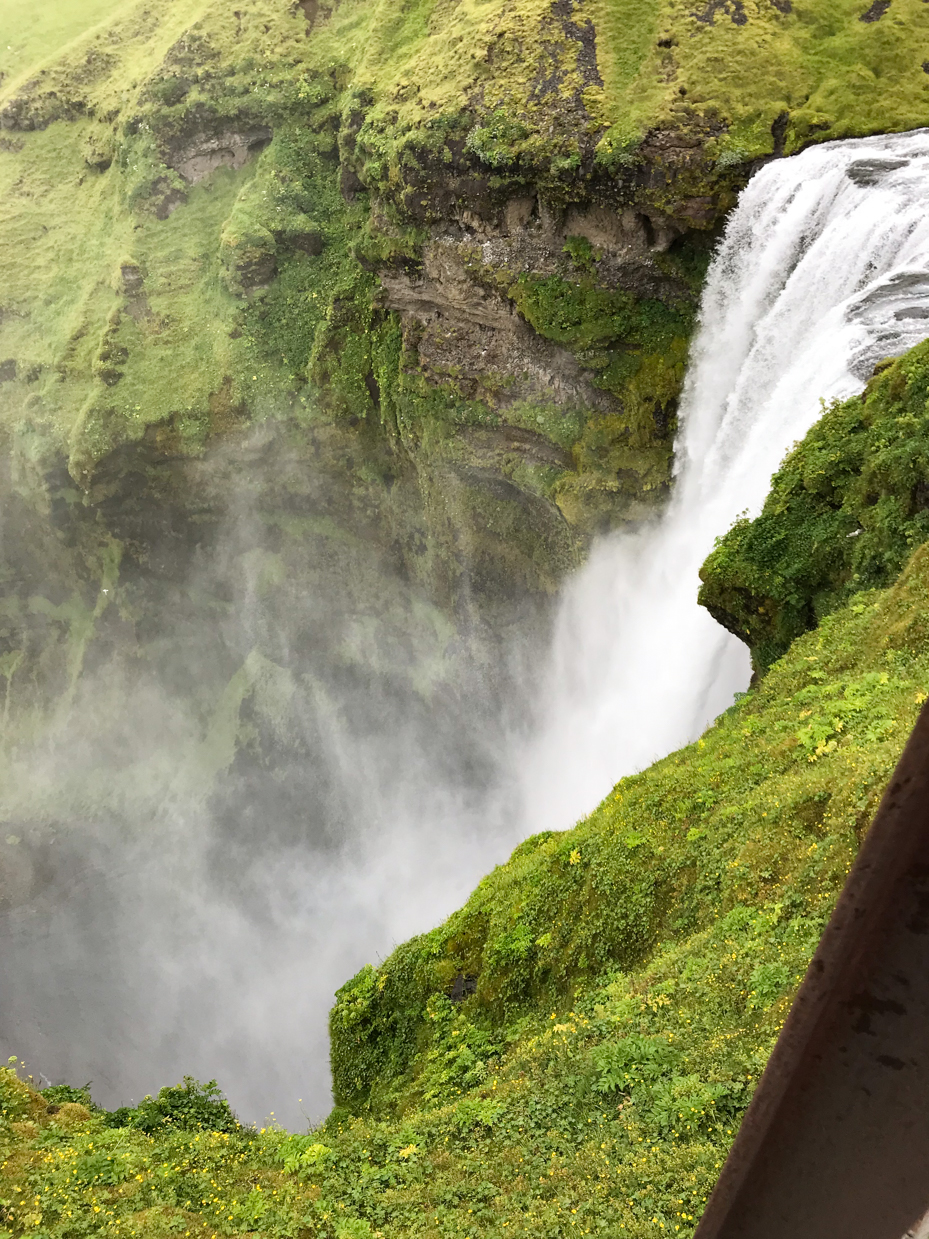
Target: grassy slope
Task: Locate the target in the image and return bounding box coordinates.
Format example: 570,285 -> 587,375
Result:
622,0 -> 929,160
322,0 -> 929,168
0,1 -> 332,482
4,448 -> 929,1236
0,0 -> 130,91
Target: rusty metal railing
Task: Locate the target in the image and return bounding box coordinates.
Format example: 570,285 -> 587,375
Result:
695,700 -> 929,1239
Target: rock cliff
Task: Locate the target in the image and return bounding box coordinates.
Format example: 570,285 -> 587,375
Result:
2,0 -> 925,675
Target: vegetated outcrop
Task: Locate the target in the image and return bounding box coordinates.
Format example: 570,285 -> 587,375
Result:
699,341 -> 929,671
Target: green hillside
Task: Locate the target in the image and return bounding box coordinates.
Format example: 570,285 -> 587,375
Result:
0,0 -> 129,91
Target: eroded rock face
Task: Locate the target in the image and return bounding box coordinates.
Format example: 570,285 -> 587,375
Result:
381,242 -> 616,414
365,177 -> 702,543
295,0 -> 319,30
378,191 -> 688,405
167,126 -> 272,184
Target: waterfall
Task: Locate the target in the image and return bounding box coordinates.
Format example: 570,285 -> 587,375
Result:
517,128 -> 929,835
7,130 -> 929,1128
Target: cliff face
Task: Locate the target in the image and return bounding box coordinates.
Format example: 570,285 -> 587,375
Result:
2,0 -> 925,681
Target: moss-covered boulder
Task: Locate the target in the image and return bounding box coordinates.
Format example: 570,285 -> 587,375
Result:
699,342 -> 929,671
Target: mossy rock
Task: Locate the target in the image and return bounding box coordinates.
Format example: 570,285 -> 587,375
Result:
699,340 -> 929,671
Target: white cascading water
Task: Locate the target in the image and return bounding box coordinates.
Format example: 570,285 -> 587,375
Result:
518,128 -> 929,834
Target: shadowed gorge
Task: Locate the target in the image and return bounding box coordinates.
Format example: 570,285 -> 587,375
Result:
2,2 -> 929,1238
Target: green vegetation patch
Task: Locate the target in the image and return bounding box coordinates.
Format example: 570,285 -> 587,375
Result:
699,342 -> 929,671
0,0 -> 130,94
591,0 -> 929,173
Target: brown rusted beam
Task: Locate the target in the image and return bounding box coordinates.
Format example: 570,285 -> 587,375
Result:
695,699 -> 929,1239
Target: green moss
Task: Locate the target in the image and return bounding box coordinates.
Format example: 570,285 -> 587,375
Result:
699,341 -> 929,671
0,0 -> 128,93
500,272 -> 688,524
510,274 -> 688,358
591,0 -> 929,169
